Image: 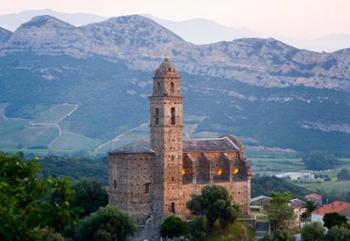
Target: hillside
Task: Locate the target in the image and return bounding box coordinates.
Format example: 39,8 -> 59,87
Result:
0,15 -> 349,155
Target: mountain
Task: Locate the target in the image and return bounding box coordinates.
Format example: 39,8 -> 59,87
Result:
0,26 -> 12,45
0,9 -> 106,31
1,9 -> 349,52
146,15 -> 256,44
0,15 -> 349,155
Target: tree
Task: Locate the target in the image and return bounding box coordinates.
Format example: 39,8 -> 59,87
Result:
325,225 -> 350,241
323,212 -> 348,229
160,216 -> 186,238
0,153 -> 80,241
302,201 -> 316,220
301,222 -> 325,241
74,205 -> 136,241
186,216 -> 207,241
187,185 -> 239,230
302,153 -> 341,170
72,179 -> 108,217
261,229 -> 293,241
264,192 -> 294,230
337,169 -> 350,181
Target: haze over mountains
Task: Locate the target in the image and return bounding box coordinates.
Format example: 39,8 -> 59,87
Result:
0,14 -> 349,155
0,9 -> 350,52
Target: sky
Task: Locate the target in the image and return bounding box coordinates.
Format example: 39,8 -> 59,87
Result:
0,0 -> 349,38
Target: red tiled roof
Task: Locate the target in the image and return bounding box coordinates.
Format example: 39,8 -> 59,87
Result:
312,201 -> 350,216
305,193 -> 322,200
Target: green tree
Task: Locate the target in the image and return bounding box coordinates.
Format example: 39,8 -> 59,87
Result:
337,169 -> 350,181
261,229 -> 293,241
72,179 -> 108,217
301,222 -> 325,241
74,205 -> 136,241
160,216 -> 187,238
325,225 -> 350,241
187,185 -> 240,230
187,216 -> 207,241
323,212 -> 348,229
0,153 -> 80,241
302,153 -> 341,170
265,192 -> 294,230
302,201 -> 317,220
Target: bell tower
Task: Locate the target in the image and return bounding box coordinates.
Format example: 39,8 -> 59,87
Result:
149,58 -> 184,218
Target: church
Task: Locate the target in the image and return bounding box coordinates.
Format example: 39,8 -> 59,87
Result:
108,58 -> 251,224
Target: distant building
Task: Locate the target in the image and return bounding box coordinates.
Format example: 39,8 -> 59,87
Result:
311,201 -> 350,224
108,58 -> 252,232
250,195 -> 272,211
274,172 -> 315,181
289,198 -> 307,227
305,193 -> 322,207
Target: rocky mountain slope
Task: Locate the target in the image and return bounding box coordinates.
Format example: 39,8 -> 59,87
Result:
0,27 -> 12,45
0,15 -> 349,155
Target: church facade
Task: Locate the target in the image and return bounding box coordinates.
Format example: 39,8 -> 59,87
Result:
108,58 -> 251,224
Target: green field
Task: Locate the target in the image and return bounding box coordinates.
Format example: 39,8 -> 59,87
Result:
31,103 -> 78,124
296,180 -> 350,194
49,131 -> 102,152
249,157 -> 304,173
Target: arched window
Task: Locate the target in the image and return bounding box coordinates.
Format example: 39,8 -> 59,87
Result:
155,108 -> 159,125
171,107 -> 176,125
170,82 -> 175,94
157,82 -> 161,92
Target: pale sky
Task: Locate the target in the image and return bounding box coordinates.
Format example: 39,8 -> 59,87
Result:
0,0 -> 349,38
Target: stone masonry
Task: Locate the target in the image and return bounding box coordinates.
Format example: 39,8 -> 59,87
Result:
108,58 -> 252,239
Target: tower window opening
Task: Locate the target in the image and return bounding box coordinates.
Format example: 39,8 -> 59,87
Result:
171,202 -> 176,213
155,108 -> 159,125
145,183 -> 150,194
113,180 -> 117,189
157,82 -> 161,92
170,82 -> 175,94
168,68 -> 171,72
171,107 -> 176,125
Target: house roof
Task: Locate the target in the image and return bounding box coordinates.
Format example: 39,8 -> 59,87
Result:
305,193 -> 322,200
183,136 -> 240,152
250,195 -> 272,203
290,198 -> 306,209
312,201 -> 350,216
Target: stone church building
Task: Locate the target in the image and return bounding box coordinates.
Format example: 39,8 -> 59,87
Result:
108,58 -> 251,225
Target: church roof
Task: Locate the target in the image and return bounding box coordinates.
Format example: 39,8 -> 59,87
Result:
154,58 -> 179,78
109,140 -> 155,154
110,135 -> 240,154
184,136 -> 240,152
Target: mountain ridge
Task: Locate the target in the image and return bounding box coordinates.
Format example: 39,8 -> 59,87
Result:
1,14 -> 349,91
0,14 -> 349,154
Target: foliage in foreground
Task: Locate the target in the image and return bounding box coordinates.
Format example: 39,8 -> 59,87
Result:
301,222 -> 325,241
187,185 -> 240,230
160,216 -> 187,238
261,229 -> 293,241
72,179 -> 108,217
323,212 -> 348,229
73,205 -> 136,241
0,152 -> 80,241
264,192 -> 294,230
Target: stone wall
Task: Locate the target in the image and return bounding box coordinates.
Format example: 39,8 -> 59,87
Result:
108,153 -> 153,223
